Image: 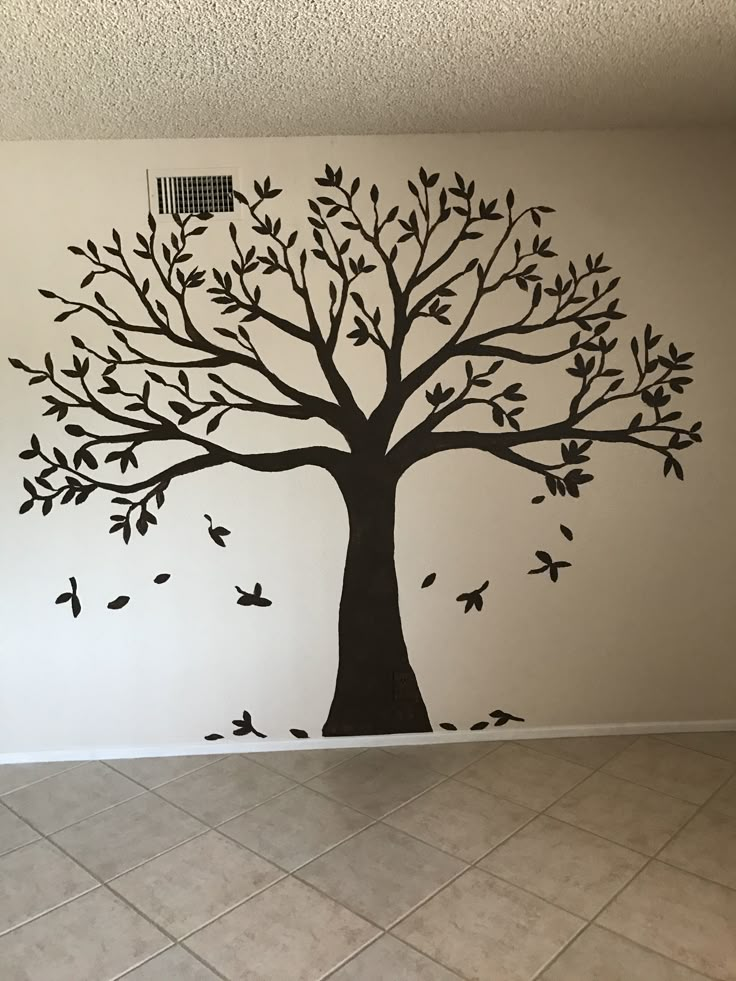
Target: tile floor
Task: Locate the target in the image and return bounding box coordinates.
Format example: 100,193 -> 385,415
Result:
0,732 -> 735,979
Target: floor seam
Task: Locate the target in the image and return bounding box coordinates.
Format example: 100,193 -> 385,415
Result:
537,756 -> 733,980
1,735 -> 733,981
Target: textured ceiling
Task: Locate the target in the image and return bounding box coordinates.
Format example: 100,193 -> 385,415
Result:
4,1 -> 736,140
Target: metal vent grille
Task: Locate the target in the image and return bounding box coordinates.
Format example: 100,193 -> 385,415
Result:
155,174 -> 234,215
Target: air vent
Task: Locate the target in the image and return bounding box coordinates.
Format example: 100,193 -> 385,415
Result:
146,167 -> 242,221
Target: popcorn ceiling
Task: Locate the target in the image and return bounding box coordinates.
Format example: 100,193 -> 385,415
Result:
3,0 -> 735,140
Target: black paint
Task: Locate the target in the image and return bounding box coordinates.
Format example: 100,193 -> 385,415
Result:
204,514 -> 230,547
456,580 -> 489,613
421,572 -> 437,588
204,733 -> 224,741
232,709 -> 267,738
153,573 -> 171,584
490,709 -> 525,726
235,583 -> 272,608
560,524 -> 574,542
55,576 -> 81,618
528,550 -> 572,583
14,165 -> 703,739
107,595 -> 130,610
290,728 -> 309,739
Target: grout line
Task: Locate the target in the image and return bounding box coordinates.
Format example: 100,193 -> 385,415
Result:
0,736 -> 732,981
129,867 -> 291,945
581,925 -> 720,981
650,731 -> 736,765
319,933 -> 389,980
0,876 -> 100,939
114,942 -> 232,981
102,754 -> 227,789
0,762 -> 87,798
534,742 -> 734,981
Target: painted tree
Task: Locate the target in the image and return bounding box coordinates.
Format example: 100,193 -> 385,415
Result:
11,166 -> 701,736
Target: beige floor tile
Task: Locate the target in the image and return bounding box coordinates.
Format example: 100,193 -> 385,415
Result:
456,743 -> 591,810
306,749 -> 441,818
660,808 -> 736,890
548,772 -> 696,854
382,740 -> 497,775
393,868 -> 583,981
0,839 -> 97,934
156,756 -> 294,825
480,815 -> 646,918
186,876 -> 379,981
52,792 -> 206,880
0,761 -> 83,796
602,736 -> 733,804
598,861 -> 736,979
541,925 -> 711,980
3,762 -> 143,834
105,755 -> 222,788
524,735 -> 637,768
0,887 -> 169,981
297,823 -> 465,927
220,785 -> 370,871
708,774 -> 736,818
656,731 -> 736,764
120,945 -> 221,979
0,801 -> 39,856
113,830 -> 281,938
253,748 -> 363,781
384,778 -> 534,862
330,935 -> 462,979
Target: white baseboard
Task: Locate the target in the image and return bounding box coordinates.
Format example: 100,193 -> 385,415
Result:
2,718 -> 735,765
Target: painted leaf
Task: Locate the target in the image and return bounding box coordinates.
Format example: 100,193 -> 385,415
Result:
290,728 -> 309,739
421,572 -> 437,588
531,496 -> 545,504
560,524 -> 574,541
107,595 -> 130,610
204,733 -> 224,741
470,721 -> 489,730
55,592 -> 72,604
236,584 -> 273,608
153,573 -> 171,584
439,722 -> 457,731
489,709 -> 526,726
70,595 -> 82,619
204,513 -> 231,547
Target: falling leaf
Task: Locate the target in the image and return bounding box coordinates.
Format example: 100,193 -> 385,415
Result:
107,595 -> 130,610
439,722 -> 458,731
560,524 -> 574,542
204,513 -> 231,547
231,709 -> 267,738
421,572 -> 437,588
456,580 -> 489,613
204,733 -> 224,741
489,709 -> 526,726
528,551 -> 572,582
236,583 -> 273,608
56,577 -> 81,618
470,721 -> 489,730
290,728 -> 309,739
153,573 -> 171,584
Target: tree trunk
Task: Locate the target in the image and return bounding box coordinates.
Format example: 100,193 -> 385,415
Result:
322,463 -> 431,737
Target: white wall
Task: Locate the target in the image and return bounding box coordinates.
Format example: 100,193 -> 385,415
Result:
1,129 -> 734,760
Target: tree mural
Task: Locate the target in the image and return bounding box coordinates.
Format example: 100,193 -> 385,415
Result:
10,165 -> 702,736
